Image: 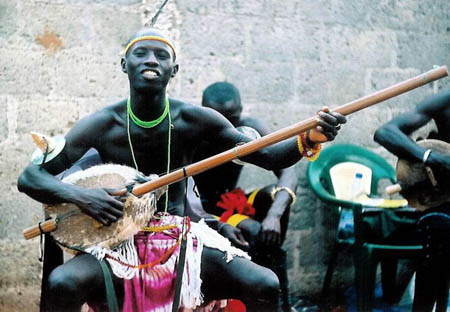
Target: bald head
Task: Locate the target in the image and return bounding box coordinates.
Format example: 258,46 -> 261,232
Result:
202,82 -> 242,126
202,82 -> 241,107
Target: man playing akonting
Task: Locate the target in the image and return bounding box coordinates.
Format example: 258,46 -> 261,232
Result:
18,28 -> 346,312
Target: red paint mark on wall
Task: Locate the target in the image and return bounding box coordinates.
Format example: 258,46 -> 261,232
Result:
35,27 -> 64,52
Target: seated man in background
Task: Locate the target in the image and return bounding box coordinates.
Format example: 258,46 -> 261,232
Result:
374,90 -> 450,312
193,82 -> 299,312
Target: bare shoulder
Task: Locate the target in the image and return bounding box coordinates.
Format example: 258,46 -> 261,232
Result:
37,100 -> 126,173
417,90 -> 450,116
379,90 -> 450,134
170,98 -> 198,117
239,116 -> 271,136
95,101 -> 126,126
66,100 -> 126,147
172,98 -> 228,128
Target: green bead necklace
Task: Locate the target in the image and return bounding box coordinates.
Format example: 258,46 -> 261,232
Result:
127,97 -> 170,128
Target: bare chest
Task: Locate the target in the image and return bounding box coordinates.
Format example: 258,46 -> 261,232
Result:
99,121 -> 198,177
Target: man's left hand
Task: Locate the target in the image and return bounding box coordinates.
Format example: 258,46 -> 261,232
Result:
219,223 -> 250,251
309,106 -> 347,143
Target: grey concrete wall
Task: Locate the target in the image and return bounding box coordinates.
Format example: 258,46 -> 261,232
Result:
1,0 -> 449,310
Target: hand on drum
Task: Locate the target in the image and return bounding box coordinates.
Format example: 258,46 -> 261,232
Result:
308,106 -> 346,144
74,188 -> 124,226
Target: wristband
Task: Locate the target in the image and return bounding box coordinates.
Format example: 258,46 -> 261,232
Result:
297,131 -> 321,161
422,149 -> 432,165
217,221 -> 227,233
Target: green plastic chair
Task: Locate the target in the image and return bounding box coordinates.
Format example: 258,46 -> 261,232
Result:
307,143 -> 422,311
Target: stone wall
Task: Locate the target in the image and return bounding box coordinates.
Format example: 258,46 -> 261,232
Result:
1,0 -> 449,310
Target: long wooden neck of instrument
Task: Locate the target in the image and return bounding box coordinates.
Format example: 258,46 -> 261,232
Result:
112,66 -> 448,197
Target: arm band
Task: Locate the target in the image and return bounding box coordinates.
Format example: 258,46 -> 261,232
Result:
271,187 -> 297,206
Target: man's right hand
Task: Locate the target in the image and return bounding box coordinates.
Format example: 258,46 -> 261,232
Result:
73,188 -> 124,226
259,214 -> 282,246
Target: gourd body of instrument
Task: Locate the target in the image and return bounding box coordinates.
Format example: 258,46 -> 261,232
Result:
37,164 -> 163,252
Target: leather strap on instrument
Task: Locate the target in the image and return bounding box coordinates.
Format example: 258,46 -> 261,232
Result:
40,137 -> 50,168
40,233 -> 64,312
38,222 -> 45,262
172,169 -> 189,312
172,217 -> 188,312
97,258 -> 119,312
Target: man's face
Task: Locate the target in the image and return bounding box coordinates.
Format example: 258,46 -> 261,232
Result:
204,98 -> 242,126
122,39 -> 178,92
